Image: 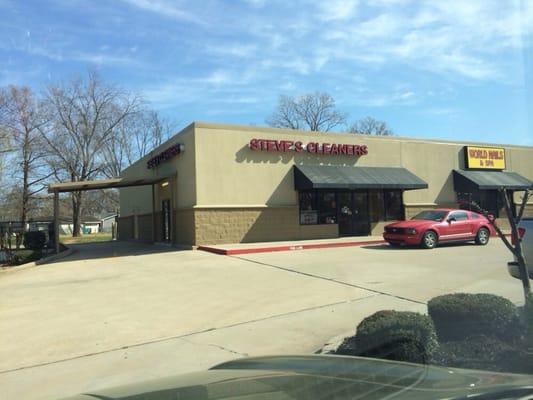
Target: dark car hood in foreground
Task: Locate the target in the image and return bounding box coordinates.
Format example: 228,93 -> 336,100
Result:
62,355 -> 533,400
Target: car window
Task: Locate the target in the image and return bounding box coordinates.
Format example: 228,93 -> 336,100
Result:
449,211 -> 469,221
470,213 -> 480,219
411,210 -> 448,221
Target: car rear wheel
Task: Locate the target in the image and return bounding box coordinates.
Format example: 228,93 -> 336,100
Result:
475,227 -> 490,245
421,231 -> 437,249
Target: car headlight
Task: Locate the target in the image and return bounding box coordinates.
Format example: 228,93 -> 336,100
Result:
406,228 -> 417,235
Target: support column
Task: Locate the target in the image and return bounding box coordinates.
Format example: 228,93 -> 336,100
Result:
151,184 -> 156,243
53,190 -> 59,254
170,176 -> 176,244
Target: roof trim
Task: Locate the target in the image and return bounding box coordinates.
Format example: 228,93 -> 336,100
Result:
193,121 -> 533,150
48,176 -> 173,193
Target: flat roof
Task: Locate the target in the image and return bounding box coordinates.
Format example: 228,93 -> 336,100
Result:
48,176 -> 172,193
122,121 -> 533,175
193,121 -> 533,150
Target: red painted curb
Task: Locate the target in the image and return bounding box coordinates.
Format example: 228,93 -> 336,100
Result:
198,239 -> 387,256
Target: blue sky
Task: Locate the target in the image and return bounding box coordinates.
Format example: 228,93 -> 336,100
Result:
1,0 -> 532,144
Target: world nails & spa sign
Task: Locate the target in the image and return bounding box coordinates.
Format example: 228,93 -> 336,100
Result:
249,138 -> 368,156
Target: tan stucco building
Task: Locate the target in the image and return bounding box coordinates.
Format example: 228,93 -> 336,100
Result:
118,122 -> 533,246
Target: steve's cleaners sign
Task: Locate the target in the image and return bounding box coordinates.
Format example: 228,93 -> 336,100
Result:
249,138 -> 368,156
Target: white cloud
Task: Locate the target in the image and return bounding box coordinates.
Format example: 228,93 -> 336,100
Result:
242,0 -> 266,8
318,0 -> 359,21
118,0 -> 205,25
206,43 -> 257,58
204,70 -> 232,85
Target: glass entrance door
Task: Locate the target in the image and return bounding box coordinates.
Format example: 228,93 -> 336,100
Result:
337,191 -> 370,236
337,192 -> 353,235
352,191 -> 370,235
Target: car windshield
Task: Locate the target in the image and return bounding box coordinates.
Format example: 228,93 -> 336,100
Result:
411,211 -> 449,222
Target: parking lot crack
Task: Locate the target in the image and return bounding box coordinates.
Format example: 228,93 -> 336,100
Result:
179,337 -> 248,357
230,255 -> 426,305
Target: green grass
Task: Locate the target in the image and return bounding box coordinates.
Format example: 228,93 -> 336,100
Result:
60,232 -> 113,244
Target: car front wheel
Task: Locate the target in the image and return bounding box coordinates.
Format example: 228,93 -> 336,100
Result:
475,227 -> 490,245
421,231 -> 437,249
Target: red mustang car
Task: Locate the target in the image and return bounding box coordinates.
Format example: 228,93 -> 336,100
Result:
383,209 -> 495,249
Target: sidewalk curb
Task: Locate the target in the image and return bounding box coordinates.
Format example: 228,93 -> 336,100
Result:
0,245 -> 73,273
315,331 -> 352,355
198,239 -> 387,255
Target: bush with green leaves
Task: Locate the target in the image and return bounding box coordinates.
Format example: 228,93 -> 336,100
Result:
10,250 -> 41,265
337,310 -> 438,364
428,293 -> 521,342
525,294 -> 533,347
23,231 -> 46,251
432,334 -> 533,374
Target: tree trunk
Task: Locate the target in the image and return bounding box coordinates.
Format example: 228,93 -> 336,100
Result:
501,190 -> 531,301
71,191 -> 83,237
17,159 -> 30,249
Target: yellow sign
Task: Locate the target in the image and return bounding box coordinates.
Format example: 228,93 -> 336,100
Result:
465,146 -> 506,170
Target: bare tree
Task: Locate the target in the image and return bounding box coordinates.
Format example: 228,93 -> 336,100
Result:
349,116 -> 394,136
40,72 -> 141,236
0,86 -> 51,238
101,109 -> 173,178
266,92 -> 347,132
0,92 -> 14,183
467,189 -> 531,303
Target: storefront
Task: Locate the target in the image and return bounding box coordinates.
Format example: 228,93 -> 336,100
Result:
118,122 -> 533,246
452,146 -> 532,217
294,165 -> 427,236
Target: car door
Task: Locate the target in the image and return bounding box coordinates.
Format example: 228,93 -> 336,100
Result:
446,211 -> 472,238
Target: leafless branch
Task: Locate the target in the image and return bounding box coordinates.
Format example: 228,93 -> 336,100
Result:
266,92 -> 347,132
349,116 -> 394,136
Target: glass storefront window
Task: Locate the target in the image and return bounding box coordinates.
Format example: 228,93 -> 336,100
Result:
299,189 -> 405,226
457,191 -> 500,217
368,190 -> 384,222
384,190 -> 403,220
299,191 -> 318,224
318,192 -> 337,224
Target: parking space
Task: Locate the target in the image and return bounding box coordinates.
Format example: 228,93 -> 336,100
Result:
0,238 -> 522,399
239,240 -> 521,304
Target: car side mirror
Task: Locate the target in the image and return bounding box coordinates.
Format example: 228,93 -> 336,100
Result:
447,217 -> 456,223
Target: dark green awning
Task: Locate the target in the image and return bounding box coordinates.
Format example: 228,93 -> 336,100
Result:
453,169 -> 532,191
294,165 -> 428,190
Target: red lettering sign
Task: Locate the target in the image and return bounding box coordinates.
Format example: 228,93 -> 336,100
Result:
147,144 -> 183,169
248,138 -> 368,157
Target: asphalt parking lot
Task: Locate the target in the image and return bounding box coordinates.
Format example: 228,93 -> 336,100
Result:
0,239 -> 522,399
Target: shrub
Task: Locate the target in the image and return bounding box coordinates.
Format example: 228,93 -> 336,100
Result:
10,250 -> 41,265
428,293 -> 521,342
337,310 -> 438,364
432,334 -> 533,374
23,231 -> 46,251
525,294 -> 533,348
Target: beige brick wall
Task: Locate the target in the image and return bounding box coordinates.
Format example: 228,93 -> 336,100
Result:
175,209 -> 195,245
370,221 -> 388,236
117,216 -> 134,240
194,206 -> 337,245
137,213 -> 153,242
